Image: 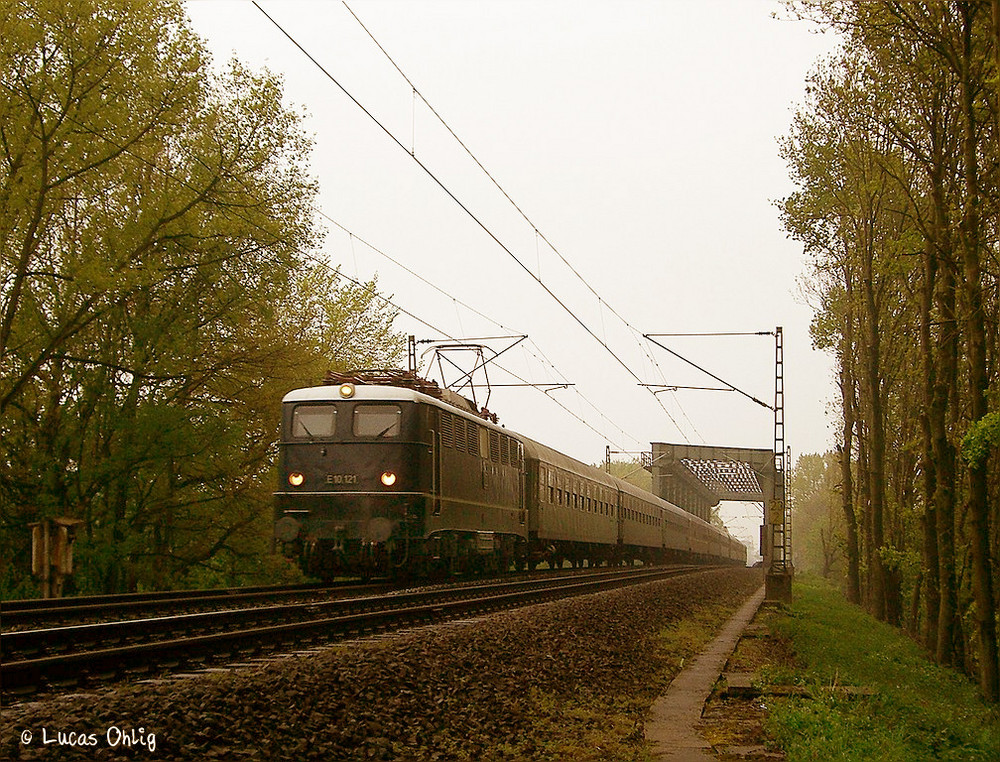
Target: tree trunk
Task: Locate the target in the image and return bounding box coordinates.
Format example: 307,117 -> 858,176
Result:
933,260 -> 960,668
858,423 -> 874,612
860,236 -> 889,622
918,136 -> 953,658
839,273 -> 862,604
957,1 -> 999,701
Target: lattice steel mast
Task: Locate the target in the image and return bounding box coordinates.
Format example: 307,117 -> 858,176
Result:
765,326 -> 792,601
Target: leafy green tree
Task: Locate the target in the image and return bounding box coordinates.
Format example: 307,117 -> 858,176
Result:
604,459 -> 652,492
784,0 -> 1000,701
0,1 -> 405,595
790,452 -> 844,578
782,47 -> 921,625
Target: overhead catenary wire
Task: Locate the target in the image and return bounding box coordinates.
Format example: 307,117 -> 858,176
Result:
315,205 -> 645,446
339,1 -> 774,446
340,1 -> 779,446
253,2 -> 645,381
647,332 -> 775,337
341,0 -> 650,337
17,71 -> 641,456
253,1 -> 693,442
318,210 -> 647,451
320,259 -> 640,451
644,334 -> 774,410
339,0 -> 701,438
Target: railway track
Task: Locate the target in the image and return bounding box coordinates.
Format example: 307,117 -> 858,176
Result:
1,564 -> 707,699
0,579 -> 391,628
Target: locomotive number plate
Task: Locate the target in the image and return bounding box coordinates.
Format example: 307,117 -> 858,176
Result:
326,474 -> 358,485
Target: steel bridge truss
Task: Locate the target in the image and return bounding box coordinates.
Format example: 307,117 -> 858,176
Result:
647,442 -> 791,601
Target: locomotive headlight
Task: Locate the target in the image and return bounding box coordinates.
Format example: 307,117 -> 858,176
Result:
339,383 -> 355,398
288,472 -> 305,487
380,471 -> 397,487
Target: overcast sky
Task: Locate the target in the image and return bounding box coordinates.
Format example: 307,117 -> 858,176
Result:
186,0 -> 842,549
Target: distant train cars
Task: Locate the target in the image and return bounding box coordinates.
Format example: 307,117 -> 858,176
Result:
273,373 -> 746,578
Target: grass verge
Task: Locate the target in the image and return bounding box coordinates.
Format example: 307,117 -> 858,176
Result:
490,598 -> 752,762
765,575 -> 1000,761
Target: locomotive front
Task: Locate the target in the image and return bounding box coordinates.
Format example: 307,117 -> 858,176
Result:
274,384 -> 433,578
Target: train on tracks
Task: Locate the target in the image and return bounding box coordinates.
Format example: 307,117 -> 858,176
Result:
273,371 -> 746,579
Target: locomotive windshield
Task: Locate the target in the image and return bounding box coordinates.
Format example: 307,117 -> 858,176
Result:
291,404 -> 337,438
353,404 -> 401,438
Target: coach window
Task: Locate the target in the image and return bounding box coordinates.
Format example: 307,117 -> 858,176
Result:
353,405 -> 402,437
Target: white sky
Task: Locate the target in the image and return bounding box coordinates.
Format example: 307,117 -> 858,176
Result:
186,0 -> 842,552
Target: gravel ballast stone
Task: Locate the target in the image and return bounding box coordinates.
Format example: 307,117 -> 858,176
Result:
3,567 -> 761,761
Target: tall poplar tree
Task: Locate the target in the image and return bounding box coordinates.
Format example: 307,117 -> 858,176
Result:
785,0 -> 1000,702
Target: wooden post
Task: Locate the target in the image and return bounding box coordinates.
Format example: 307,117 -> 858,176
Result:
29,518 -> 84,598
29,520 -> 52,598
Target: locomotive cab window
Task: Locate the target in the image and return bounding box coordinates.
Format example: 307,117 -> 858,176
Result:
353,404 -> 402,437
291,405 -> 337,438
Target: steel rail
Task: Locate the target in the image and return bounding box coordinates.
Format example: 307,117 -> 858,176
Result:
0,562 -> 682,628
0,582 -> 394,628
2,566 -> 695,659
1,582 -> 334,612
1,565 -> 708,697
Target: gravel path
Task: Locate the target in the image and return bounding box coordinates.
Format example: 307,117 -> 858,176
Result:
2,567 -> 760,761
